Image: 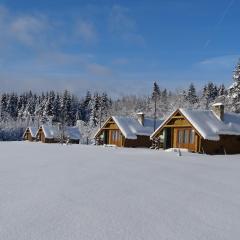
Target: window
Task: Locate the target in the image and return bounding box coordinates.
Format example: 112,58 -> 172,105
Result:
112,131 -> 116,141
112,130 -> 120,142
190,130 -> 195,144
184,130 -> 189,144
178,130 -> 183,144
178,129 -> 195,145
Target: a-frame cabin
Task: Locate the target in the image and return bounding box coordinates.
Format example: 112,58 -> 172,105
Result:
94,113 -> 162,148
23,127 -> 38,142
151,104 -> 240,154
151,109 -> 201,152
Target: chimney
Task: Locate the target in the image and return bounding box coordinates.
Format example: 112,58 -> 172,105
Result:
212,103 -> 224,121
137,112 -> 145,126
57,122 -> 62,131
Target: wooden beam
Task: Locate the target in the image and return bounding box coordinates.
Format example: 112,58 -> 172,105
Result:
100,128 -> 120,130
171,116 -> 185,119
164,124 -> 192,127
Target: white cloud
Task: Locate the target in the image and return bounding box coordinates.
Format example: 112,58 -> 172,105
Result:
198,55 -> 239,69
109,5 -> 136,33
86,63 -> 112,76
76,20 -> 97,43
10,15 -> 47,46
112,58 -> 129,65
109,5 -> 145,45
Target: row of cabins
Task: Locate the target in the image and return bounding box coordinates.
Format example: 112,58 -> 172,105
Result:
23,124 -> 81,144
94,104 -> 240,154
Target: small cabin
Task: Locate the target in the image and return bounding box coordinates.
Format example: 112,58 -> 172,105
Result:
23,127 -> 38,141
151,104 -> 240,154
94,113 -> 162,148
36,125 -> 80,144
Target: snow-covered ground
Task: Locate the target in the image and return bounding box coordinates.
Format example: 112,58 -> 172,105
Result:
0,142 -> 240,240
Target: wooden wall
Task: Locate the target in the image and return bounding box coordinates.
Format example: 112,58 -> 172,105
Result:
152,111 -> 202,152
23,130 -> 33,141
96,118 -> 152,148
201,135 -> 240,154
124,135 -> 152,148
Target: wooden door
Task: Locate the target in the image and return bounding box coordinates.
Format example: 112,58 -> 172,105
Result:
175,128 -> 195,151
109,130 -> 122,147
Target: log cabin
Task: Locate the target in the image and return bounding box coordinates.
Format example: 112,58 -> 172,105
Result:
36,124 -> 80,144
150,103 -> 240,154
94,113 -> 163,148
23,127 -> 38,141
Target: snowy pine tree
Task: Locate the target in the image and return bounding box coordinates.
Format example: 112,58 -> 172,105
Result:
151,81 -> 161,130
186,83 -> 198,106
227,60 -> 240,112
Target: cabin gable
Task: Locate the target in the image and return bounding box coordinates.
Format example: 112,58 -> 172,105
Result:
152,110 -> 202,152
95,118 -> 124,147
23,127 -> 37,142
23,129 -> 33,141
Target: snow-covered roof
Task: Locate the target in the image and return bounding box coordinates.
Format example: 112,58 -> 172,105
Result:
65,126 -> 81,140
40,125 -> 80,140
41,125 -> 61,139
95,116 -> 163,140
23,126 -> 38,138
151,109 -> 240,141
212,102 -> 224,107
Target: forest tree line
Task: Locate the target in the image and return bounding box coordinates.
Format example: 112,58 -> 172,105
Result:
0,60 -> 240,141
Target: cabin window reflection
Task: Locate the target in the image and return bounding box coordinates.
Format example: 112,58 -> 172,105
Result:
111,130 -> 120,141
178,130 -> 183,144
190,130 -> 195,144
184,129 -> 189,144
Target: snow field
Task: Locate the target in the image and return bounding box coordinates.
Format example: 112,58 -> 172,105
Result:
0,142 -> 240,240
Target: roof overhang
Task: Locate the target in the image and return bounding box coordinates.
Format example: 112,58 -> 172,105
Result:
150,109 -> 204,140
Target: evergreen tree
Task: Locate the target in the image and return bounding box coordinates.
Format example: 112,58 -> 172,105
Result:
218,84 -> 226,96
82,91 -> 92,122
186,83 -> 198,106
60,90 -> 72,126
228,60 -> 240,112
0,93 -> 8,121
44,91 -> 55,118
151,81 -> 161,131
53,93 -> 61,122
89,93 -> 100,128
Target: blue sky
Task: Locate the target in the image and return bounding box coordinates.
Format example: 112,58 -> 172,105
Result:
0,0 -> 239,96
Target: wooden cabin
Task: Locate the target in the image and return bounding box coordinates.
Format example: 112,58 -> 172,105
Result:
23,127 -> 38,141
94,113 -> 162,148
36,125 -> 80,144
151,104 -> 240,154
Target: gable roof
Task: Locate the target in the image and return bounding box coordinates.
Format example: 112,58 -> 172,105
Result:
151,108 -> 240,141
23,126 -> 38,138
39,124 -> 80,140
95,116 -> 163,140
65,126 -> 81,140
40,125 -> 60,139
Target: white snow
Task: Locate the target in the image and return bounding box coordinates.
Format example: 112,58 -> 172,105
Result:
152,109 -> 240,141
41,124 -> 61,139
65,126 -> 81,140
181,109 -> 240,140
40,125 -> 80,140
0,142 -> 240,240
212,102 -> 224,106
112,116 -> 163,139
23,126 -> 38,138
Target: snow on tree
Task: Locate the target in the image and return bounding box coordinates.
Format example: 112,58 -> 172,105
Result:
88,93 -> 100,128
151,81 -> 161,130
44,91 -> 55,118
218,84 -> 226,96
186,83 -> 198,106
227,60 -> 240,113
